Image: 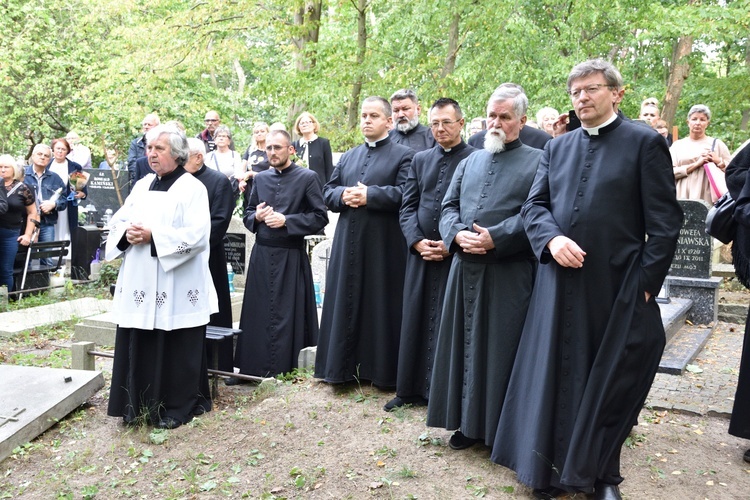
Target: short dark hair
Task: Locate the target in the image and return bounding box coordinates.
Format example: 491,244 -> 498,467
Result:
567,58 -> 623,91
363,96 -> 392,117
430,98 -> 463,120
267,129 -> 291,146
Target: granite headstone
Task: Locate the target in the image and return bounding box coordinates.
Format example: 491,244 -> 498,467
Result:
668,200 -> 712,279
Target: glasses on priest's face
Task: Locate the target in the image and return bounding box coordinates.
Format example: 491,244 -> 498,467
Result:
567,84 -> 612,100
430,120 -> 460,129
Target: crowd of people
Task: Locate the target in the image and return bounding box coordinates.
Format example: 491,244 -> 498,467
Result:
4,56 -> 750,500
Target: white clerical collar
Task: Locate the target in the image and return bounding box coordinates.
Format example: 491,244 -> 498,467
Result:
582,113 -> 617,136
365,134 -> 389,147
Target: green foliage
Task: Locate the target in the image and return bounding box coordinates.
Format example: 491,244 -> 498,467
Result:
0,0 -> 748,158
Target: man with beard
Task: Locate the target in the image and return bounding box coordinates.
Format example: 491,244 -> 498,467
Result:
388,89 -> 436,152
468,84 -> 551,150
315,96 -> 414,388
425,86 -> 541,451
230,130 -> 328,380
384,98 -> 475,412
491,59 -> 682,500
184,137 -> 235,371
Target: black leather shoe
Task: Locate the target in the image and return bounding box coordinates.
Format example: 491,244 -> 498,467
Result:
225,376 -> 249,386
383,395 -> 427,411
448,430 -> 480,450
594,482 -> 622,500
744,449 -> 750,463
156,417 -> 184,430
532,486 -> 566,499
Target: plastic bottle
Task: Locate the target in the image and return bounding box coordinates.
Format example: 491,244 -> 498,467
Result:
313,274 -> 322,308
227,264 -> 235,293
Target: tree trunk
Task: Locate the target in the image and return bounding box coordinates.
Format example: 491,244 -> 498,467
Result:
662,35 -> 692,129
290,0 -> 323,129
346,0 -> 368,130
440,12 -> 461,79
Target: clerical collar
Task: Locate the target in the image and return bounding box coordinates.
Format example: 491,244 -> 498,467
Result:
441,141 -> 467,155
582,113 -> 618,136
273,162 -> 297,174
503,138 -> 523,151
151,165 -> 187,191
365,135 -> 391,148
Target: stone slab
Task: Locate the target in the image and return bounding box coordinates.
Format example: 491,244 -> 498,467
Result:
658,324 -> 715,375
659,297 -> 693,343
0,365 -> 104,464
0,298 -> 112,338
74,292 -> 244,346
666,275 -> 721,325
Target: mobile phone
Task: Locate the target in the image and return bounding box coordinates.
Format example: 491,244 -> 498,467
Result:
566,110 -> 581,131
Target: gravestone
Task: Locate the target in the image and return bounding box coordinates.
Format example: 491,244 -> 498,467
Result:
224,216 -> 254,289
311,238 -> 333,294
665,200 -> 721,325
77,169 -> 130,225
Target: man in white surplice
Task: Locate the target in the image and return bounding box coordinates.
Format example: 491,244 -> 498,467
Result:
105,124 -> 217,430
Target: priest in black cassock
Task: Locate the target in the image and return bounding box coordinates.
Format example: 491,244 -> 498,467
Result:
490,60 -> 682,500
185,138 -> 235,371
229,130 -> 328,381
425,86 -> 541,451
314,96 -> 414,388
383,98 -> 475,412
388,89 -> 436,152
106,124 -> 216,430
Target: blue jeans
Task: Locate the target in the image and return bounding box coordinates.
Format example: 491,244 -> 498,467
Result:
36,224 -> 55,268
0,227 -> 19,292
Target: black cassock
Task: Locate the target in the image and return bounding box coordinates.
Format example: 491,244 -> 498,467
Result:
314,136 -> 414,387
193,164 -> 235,371
234,163 -> 328,377
389,124 -> 436,152
491,118 -> 682,492
396,141 -> 475,401
726,145 -> 750,440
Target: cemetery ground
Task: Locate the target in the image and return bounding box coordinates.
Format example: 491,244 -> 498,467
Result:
2,288 -> 750,498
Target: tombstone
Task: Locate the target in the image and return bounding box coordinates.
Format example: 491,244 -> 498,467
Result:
664,200 -> 721,325
224,216 -> 254,289
311,238 -> 333,294
77,169 -> 130,226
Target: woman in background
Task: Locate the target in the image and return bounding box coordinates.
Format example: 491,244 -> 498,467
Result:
0,155 -> 37,291
292,112 -> 334,186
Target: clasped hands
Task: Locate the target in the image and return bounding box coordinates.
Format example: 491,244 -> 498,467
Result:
342,182 -> 367,208
255,202 -> 286,228
413,239 -> 449,261
454,224 -> 494,254
126,223 -> 152,246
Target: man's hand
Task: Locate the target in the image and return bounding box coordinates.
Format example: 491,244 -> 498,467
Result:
548,235 -> 586,268
342,182 -> 368,208
255,202 -> 274,222
126,223 -> 152,246
39,200 -> 55,214
413,239 -> 449,261
552,113 -> 569,137
454,224 -> 495,254
265,211 -> 286,229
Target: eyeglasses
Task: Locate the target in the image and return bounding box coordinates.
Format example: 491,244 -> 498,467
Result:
204,118 -> 219,123
430,120 -> 460,129
567,84 -> 612,99
299,120 -> 313,126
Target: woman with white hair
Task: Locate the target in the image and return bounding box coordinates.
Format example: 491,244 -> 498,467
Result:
670,104 -> 731,203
